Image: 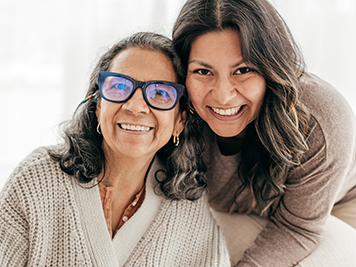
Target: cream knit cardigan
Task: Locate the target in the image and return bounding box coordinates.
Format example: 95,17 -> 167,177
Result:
0,148 -> 230,266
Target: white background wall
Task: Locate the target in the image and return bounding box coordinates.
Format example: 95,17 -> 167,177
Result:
1,0 -> 355,189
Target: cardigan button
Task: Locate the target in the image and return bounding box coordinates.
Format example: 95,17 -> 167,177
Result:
122,216 -> 128,222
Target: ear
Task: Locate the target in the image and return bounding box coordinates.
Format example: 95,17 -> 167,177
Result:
174,110 -> 187,136
95,100 -> 101,122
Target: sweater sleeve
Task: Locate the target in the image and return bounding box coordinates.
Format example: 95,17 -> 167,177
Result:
234,76 -> 356,266
0,173 -> 30,267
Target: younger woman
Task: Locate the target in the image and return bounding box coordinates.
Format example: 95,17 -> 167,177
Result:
173,0 -> 356,266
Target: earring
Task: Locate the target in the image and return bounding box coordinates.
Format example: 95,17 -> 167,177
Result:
97,122 -> 102,135
173,135 -> 180,147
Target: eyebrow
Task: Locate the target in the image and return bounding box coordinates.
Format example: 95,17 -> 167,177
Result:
231,60 -> 245,68
187,59 -> 212,69
188,59 -> 245,69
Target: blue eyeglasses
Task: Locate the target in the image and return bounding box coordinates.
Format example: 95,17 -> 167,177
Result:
97,72 -> 185,111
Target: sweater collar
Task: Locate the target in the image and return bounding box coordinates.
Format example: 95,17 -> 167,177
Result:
72,156 -> 164,267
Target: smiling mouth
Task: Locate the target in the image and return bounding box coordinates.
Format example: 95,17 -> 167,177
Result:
119,123 -> 151,131
211,106 -> 245,116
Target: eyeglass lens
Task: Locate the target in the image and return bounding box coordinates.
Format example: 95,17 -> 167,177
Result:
101,76 -> 178,110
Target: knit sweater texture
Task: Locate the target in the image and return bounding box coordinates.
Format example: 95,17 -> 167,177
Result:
0,148 -> 230,266
204,73 -> 356,267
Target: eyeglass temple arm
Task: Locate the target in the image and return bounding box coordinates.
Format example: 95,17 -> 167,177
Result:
80,91 -> 98,104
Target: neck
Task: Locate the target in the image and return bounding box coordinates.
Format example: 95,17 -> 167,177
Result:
216,127 -> 249,156
99,154 -> 154,202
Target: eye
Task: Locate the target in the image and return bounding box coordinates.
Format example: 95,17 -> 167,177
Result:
154,89 -> 170,98
146,84 -> 177,108
194,69 -> 212,75
111,83 -> 129,91
235,67 -> 252,75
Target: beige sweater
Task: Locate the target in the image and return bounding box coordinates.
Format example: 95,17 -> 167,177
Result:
0,148 -> 230,266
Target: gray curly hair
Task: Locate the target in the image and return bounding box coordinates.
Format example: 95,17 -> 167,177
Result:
49,32 -> 206,201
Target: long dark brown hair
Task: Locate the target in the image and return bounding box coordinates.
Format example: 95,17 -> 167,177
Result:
172,0 -> 310,213
49,32 -> 207,201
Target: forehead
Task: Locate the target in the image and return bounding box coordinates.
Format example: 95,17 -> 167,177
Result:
189,29 -> 242,60
109,48 -> 177,83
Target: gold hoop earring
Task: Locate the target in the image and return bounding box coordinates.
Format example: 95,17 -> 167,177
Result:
173,135 -> 179,147
97,122 -> 102,135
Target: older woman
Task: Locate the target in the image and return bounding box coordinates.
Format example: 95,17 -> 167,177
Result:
172,0 -> 356,266
0,32 -> 230,266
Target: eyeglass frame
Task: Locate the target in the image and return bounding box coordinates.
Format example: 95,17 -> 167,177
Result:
97,72 -> 185,111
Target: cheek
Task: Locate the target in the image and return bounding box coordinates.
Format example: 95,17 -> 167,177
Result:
95,100 -> 103,121
97,101 -> 122,125
256,83 -> 266,107
245,77 -> 266,103
186,76 -> 199,98
249,82 -> 266,115
186,82 -> 205,108
97,105 -> 107,121
159,114 -> 177,136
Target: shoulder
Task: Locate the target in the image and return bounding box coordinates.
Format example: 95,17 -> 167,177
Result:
1,146 -> 71,203
7,147 -> 53,177
283,74 -> 356,186
299,73 -> 355,154
299,73 -> 355,133
9,147 -> 62,181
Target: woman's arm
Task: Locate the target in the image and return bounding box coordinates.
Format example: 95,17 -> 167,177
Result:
0,175 -> 29,267
244,80 -> 356,266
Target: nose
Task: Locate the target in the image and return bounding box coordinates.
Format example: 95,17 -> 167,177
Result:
212,76 -> 238,105
122,88 -> 150,115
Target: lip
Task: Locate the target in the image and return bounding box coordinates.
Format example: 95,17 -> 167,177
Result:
208,105 -> 246,121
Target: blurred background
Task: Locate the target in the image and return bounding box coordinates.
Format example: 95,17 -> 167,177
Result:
1,0 -> 355,188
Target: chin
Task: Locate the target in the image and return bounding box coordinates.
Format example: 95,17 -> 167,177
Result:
209,125 -> 245,138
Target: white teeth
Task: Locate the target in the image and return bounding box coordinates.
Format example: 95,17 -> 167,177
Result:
212,106 -> 243,116
120,124 -> 150,131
